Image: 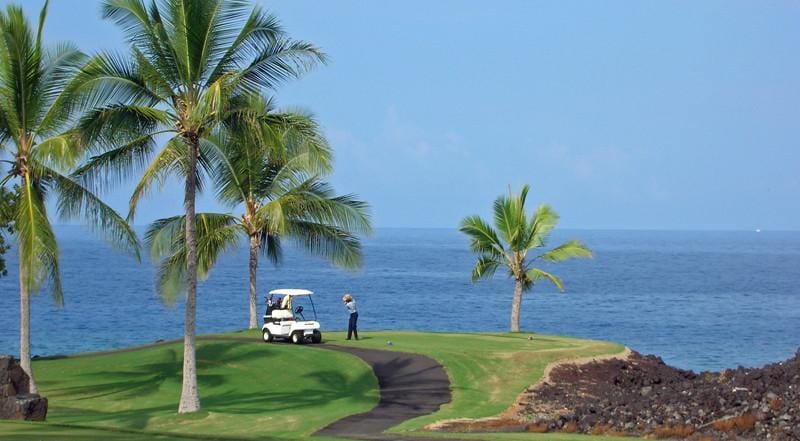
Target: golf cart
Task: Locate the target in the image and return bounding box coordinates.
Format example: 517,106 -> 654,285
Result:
262,289 -> 322,344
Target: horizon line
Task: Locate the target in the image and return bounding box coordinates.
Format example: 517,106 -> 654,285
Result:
48,224 -> 800,233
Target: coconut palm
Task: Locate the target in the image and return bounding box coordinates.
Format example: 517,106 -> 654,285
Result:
0,1 -> 138,393
459,185 -> 592,332
145,109 -> 371,328
72,0 -> 325,412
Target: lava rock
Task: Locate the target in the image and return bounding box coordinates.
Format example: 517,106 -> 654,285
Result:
0,355 -> 47,421
513,348 -> 800,441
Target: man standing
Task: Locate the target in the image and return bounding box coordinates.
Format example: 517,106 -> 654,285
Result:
343,294 -> 359,340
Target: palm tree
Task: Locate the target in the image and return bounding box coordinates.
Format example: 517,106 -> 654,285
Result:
0,1 -> 138,393
145,108 -> 371,328
74,0 -> 325,412
459,185 -> 592,332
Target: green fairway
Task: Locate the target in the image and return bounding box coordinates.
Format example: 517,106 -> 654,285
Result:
0,331 -> 630,440
313,331 -> 625,432
0,338 -> 377,440
0,420 -> 211,441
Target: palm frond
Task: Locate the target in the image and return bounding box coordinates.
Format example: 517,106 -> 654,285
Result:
525,268 -> 565,292
538,239 -> 593,262
0,3 -> 43,137
238,38 -> 326,93
100,0 -> 181,88
493,185 -> 529,249
72,131 -> 163,196
458,215 -> 506,258
127,135 -> 185,220
206,5 -> 283,85
202,129 -> 248,206
181,0 -> 250,86
29,131 -> 83,171
264,109 -> 332,174
77,104 -> 170,149
72,51 -> 165,110
188,72 -> 237,126
44,164 -> 140,260
101,0 -> 154,46
526,203 -> 559,250
15,175 -> 62,304
272,179 -> 372,236
195,213 -> 243,275
285,220 -> 362,270
145,214 -> 185,261
259,231 -> 282,266
35,42 -> 86,137
145,212 -> 242,304
471,255 -> 504,282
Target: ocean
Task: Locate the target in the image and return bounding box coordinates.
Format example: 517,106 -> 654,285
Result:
0,227 -> 798,372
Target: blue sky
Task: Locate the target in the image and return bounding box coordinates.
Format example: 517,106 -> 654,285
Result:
8,0 -> 800,229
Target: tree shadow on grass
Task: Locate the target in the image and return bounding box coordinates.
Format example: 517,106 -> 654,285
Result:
50,367 -> 375,433
44,344 -> 251,401
42,345 -> 377,435
199,367 -> 377,415
0,420 -> 289,441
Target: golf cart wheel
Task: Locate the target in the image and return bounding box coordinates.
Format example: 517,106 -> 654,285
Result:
291,332 -> 304,344
311,331 -> 322,344
262,329 -> 273,343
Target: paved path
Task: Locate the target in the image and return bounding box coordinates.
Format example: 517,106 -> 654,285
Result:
315,345 -> 457,441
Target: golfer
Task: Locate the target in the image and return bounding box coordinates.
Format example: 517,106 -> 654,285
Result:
343,294 -> 359,340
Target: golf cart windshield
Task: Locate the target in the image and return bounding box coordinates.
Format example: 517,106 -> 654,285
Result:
288,295 -> 317,321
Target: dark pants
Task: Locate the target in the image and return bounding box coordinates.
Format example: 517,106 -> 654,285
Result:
347,312 -> 359,340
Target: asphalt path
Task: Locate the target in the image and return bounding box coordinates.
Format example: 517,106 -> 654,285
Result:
315,345 -> 462,441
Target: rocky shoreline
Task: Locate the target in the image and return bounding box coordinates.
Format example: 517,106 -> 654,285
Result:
434,349 -> 800,440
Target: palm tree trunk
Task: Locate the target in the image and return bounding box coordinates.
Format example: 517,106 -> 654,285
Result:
248,234 -> 259,329
510,279 -> 523,332
178,134 -> 200,413
19,257 -> 37,394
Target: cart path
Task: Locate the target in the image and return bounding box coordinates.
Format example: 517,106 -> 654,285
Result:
315,345 -> 458,441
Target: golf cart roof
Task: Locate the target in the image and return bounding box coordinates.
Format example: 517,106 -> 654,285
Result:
269,288 -> 314,296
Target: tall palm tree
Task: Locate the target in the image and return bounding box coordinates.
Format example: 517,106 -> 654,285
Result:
0,1 -> 138,393
459,185 -> 592,332
145,109 -> 371,328
74,0 -> 325,412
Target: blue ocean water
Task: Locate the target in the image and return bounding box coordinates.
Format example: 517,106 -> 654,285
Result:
0,227 -> 798,372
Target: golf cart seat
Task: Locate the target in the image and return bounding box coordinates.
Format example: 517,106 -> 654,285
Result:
270,309 -> 293,320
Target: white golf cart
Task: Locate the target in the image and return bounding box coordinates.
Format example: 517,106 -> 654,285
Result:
262,289 -> 322,344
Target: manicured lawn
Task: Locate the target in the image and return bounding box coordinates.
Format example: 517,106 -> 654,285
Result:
0,338 -> 378,440
0,331 -> 632,440
317,331 -> 625,432
227,329 -> 625,433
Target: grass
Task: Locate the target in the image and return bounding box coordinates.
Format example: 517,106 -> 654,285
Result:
0,331 -> 631,441
0,421 -> 200,440
313,331 -> 625,431
227,329 -> 625,432
0,337 -> 378,441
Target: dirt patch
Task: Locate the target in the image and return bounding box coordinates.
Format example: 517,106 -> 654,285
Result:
433,349 -> 800,441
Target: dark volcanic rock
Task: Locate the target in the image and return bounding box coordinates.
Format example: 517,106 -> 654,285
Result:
0,355 -> 48,421
0,355 -> 30,396
514,350 -> 800,441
